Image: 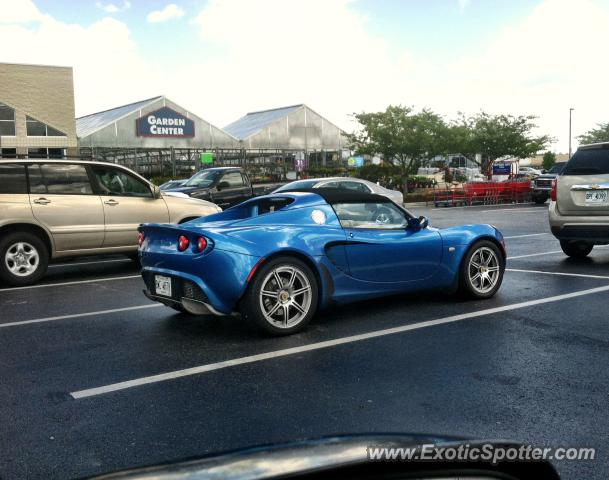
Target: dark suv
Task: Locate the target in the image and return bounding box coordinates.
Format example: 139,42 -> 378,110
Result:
532,162 -> 567,204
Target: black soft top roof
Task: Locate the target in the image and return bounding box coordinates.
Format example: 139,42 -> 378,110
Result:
284,187 -> 392,204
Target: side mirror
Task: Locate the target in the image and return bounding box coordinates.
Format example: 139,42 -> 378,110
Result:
217,181 -> 230,191
408,215 -> 429,231
151,184 -> 162,199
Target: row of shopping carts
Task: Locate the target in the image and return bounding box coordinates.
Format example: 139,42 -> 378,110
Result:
432,180 -> 532,207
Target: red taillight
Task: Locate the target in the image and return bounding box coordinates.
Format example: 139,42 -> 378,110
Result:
550,179 -> 557,201
138,232 -> 145,246
195,236 -> 207,252
178,235 -> 190,251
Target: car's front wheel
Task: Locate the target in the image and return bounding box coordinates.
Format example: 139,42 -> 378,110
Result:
560,240 -> 593,259
241,257 -> 318,336
458,240 -> 504,299
0,232 -> 49,287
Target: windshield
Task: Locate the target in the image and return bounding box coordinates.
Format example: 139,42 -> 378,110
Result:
184,170 -> 222,188
274,180 -> 321,192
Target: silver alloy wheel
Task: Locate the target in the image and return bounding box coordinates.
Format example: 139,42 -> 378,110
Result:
5,242 -> 40,277
259,265 -> 312,329
468,246 -> 500,294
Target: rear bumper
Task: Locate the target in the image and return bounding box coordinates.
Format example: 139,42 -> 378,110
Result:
548,201 -> 609,243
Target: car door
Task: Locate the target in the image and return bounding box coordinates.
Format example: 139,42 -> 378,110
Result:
89,164 -> 169,248
27,163 -> 105,252
332,200 -> 443,283
214,171 -> 251,209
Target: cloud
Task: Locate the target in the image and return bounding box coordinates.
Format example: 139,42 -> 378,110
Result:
95,0 -> 131,14
147,4 -> 185,23
0,3 -> 157,117
0,0 -> 43,23
458,0 -> 471,12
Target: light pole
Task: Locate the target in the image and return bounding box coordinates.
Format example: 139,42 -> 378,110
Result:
569,108 -> 574,158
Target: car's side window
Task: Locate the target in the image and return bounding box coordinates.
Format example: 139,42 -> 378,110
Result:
339,181 -> 371,193
222,172 -> 245,188
91,165 -> 152,198
0,163 -> 27,194
28,163 -> 93,195
332,202 -> 407,229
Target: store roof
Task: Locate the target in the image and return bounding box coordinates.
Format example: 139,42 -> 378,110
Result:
76,96 -> 162,138
223,104 -> 303,140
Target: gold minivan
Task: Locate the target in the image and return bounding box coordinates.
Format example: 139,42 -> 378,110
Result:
0,160 -> 221,286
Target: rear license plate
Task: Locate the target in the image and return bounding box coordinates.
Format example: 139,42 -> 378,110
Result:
585,191 -> 608,203
154,275 -> 172,297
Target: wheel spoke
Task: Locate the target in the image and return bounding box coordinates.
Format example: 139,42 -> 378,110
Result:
273,270 -> 283,289
471,272 -> 481,283
267,302 -> 282,317
261,289 -> 276,297
292,286 -> 311,296
470,261 -> 481,269
287,268 -> 297,288
291,301 -> 306,315
283,305 -> 290,326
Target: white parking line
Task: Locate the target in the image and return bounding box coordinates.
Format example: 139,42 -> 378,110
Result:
70,284 -> 609,399
508,250 -> 563,259
0,274 -> 141,293
49,259 -> 131,268
503,233 -> 549,239
481,208 -> 547,213
506,268 -> 609,280
0,304 -> 162,329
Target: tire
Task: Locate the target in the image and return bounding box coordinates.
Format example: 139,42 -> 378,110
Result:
0,231 -> 49,287
241,257 -> 318,336
533,195 -> 547,204
458,240 -> 505,299
560,240 -> 593,259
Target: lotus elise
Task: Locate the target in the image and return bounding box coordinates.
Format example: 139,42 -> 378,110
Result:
138,189 -> 506,335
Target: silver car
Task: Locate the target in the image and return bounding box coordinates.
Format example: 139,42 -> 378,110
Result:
0,160 -> 221,286
549,142 -> 609,258
274,177 -> 404,204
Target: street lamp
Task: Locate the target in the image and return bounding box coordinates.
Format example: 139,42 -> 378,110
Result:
569,108 -> 574,159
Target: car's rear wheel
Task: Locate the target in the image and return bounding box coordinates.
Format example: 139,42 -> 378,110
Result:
560,240 -> 593,259
458,240 -> 504,299
0,232 -> 49,287
241,257 -> 318,335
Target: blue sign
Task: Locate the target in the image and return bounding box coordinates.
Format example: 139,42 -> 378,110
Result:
136,107 -> 195,138
492,163 -> 511,175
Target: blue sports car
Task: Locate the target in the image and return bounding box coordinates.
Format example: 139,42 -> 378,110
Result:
138,189 -> 506,335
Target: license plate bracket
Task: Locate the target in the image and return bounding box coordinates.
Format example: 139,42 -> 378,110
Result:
154,275 -> 172,297
585,190 -> 608,203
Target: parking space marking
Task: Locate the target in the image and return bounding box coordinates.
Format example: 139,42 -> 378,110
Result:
480,207 -> 547,213
503,233 -> 549,239
49,259 -> 131,268
508,245 -> 609,260
506,268 -> 609,280
70,284 -> 609,399
0,304 -> 162,329
0,274 -> 141,293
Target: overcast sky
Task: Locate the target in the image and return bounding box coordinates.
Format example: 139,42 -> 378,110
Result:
2,0 -> 608,152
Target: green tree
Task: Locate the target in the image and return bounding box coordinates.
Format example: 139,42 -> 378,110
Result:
468,112 -> 551,176
577,122 -> 609,145
542,151 -> 556,171
348,105 -> 448,194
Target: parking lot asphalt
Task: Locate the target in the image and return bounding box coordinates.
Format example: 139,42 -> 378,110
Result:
2,202 -> 609,480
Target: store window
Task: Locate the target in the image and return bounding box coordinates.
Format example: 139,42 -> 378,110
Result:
1,148 -> 17,159
0,103 -> 16,136
27,148 -> 66,159
26,116 -> 66,137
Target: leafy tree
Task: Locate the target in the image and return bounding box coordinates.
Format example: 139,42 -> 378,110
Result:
467,112 -> 551,176
542,151 -> 556,171
577,122 -> 609,146
348,105 -> 448,194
